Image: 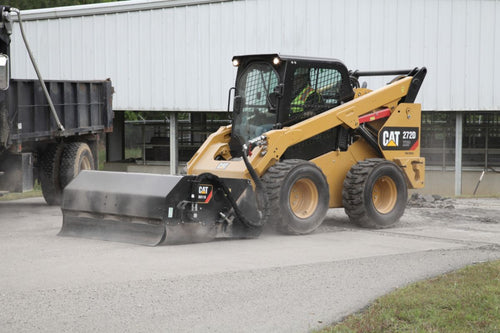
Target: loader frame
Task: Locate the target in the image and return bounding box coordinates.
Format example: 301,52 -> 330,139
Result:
60,53 -> 427,245
187,55 -> 426,208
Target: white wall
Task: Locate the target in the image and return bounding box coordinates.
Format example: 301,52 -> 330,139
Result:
10,0 -> 500,112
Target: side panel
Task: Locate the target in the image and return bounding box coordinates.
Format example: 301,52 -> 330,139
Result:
379,103 -> 425,189
6,79 -> 113,144
312,139 -> 379,208
379,103 -> 422,159
0,152 -> 33,192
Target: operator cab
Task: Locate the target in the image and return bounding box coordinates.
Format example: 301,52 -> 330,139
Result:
229,54 -> 354,156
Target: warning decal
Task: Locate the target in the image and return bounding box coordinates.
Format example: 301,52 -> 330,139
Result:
379,127 -> 419,151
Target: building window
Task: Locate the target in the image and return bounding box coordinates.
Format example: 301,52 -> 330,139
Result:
421,111 -> 500,170
421,112 -> 455,169
463,112 -> 500,169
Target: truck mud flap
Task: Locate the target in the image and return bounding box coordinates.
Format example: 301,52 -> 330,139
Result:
59,170 -> 184,246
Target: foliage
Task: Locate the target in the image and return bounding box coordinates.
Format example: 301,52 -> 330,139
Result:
122,111 -> 229,122
320,260 -> 500,333
2,0 -> 119,10
124,111 -> 171,122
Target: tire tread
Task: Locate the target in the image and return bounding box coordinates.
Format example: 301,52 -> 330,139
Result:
343,158 -> 406,228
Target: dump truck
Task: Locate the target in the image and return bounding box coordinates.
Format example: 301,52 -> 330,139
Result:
0,6 -> 113,204
61,54 -> 426,246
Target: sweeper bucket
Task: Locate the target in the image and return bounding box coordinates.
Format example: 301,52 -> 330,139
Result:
59,170 -> 261,246
60,170 -> 185,246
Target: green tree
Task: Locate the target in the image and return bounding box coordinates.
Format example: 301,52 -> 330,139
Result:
3,0 -> 120,10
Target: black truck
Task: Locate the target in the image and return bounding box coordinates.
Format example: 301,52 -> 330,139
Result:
0,6 -> 113,205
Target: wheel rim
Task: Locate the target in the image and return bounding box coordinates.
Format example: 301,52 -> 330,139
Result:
80,156 -> 92,171
372,176 -> 397,214
289,178 -> 318,219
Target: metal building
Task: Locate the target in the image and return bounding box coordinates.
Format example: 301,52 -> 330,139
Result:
10,0 -> 500,195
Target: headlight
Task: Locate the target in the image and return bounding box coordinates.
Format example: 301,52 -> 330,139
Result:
232,59 -> 240,67
272,57 -> 281,66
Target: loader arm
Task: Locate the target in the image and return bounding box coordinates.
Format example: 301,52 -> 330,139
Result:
188,75 -> 417,182
259,76 -> 413,166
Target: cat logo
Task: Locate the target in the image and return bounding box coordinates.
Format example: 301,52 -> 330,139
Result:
382,130 -> 400,147
197,184 -> 213,203
379,127 -> 419,151
386,140 -> 397,147
216,162 -> 230,169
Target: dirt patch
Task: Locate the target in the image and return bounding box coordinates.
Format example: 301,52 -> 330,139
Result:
402,196 -> 500,230
407,193 -> 456,209
321,196 -> 500,231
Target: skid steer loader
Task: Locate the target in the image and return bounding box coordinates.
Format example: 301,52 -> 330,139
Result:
60,54 -> 426,246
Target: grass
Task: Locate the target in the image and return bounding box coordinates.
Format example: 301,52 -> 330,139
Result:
0,181 -> 42,201
124,147 -> 142,160
98,144 -> 106,170
319,260 -> 500,333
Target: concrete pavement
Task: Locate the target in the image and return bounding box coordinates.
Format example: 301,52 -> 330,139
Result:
1,197 -> 499,332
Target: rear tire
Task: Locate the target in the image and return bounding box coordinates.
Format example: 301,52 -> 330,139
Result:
343,158 -> 407,228
262,159 -> 329,235
60,142 -> 95,188
39,143 -> 64,206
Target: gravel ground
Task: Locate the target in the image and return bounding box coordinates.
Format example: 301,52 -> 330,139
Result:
1,197 -> 499,333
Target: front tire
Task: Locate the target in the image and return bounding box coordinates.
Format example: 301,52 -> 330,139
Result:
343,158 -> 407,228
262,159 -> 329,235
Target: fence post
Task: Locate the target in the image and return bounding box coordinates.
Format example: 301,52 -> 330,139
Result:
169,112 -> 178,175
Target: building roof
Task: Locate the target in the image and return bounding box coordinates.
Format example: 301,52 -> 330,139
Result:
16,0 -> 232,20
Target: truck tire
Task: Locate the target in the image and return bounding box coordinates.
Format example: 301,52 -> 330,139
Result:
39,143 -> 64,206
343,158 -> 407,228
60,142 -> 95,188
262,159 -> 329,235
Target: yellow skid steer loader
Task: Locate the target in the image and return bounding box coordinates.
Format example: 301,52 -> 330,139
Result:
60,54 -> 426,245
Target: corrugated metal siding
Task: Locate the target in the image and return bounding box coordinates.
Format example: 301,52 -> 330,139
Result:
9,0 -> 500,111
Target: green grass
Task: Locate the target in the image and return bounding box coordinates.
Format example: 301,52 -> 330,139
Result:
319,260 -> 500,333
125,147 -> 142,160
98,144 -> 106,170
0,181 -> 42,201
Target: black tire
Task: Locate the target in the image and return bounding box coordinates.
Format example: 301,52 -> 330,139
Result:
39,143 -> 64,206
342,158 -> 407,228
262,159 -> 329,235
231,223 -> 263,239
60,142 -> 95,188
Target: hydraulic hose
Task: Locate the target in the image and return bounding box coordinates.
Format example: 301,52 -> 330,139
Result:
10,7 -> 65,132
195,171 -> 265,229
241,143 -> 268,218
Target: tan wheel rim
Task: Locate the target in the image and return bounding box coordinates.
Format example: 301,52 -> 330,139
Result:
372,176 -> 397,214
289,178 -> 318,218
80,156 -> 92,171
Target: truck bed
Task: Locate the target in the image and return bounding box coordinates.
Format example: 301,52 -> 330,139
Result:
4,79 -> 113,144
